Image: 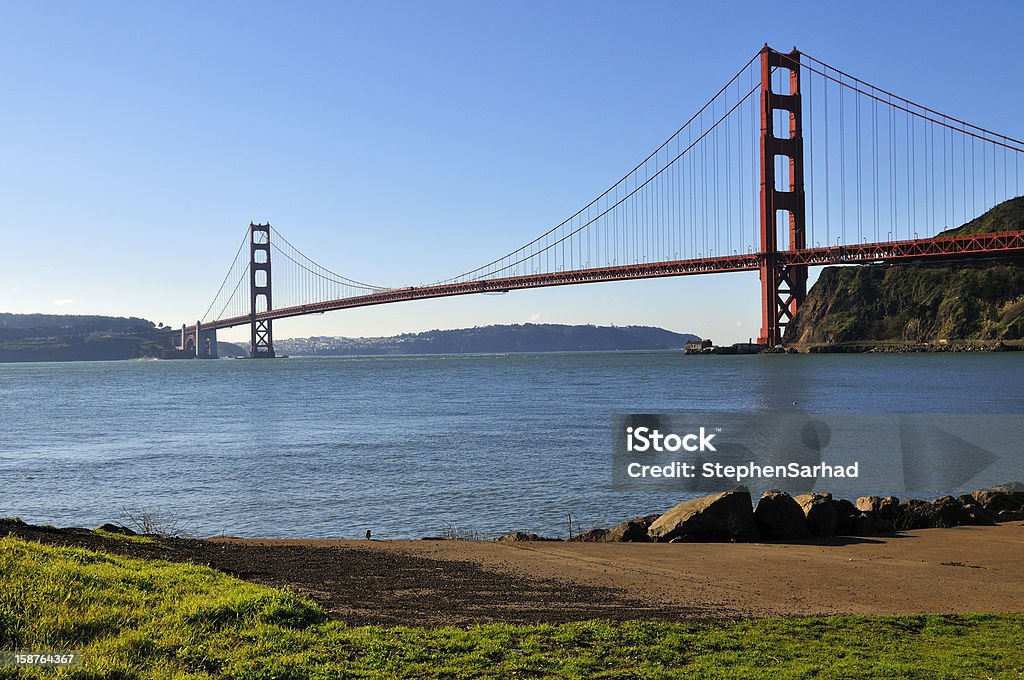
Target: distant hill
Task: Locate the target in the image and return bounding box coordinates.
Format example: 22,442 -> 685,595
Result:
786,197 -> 1024,349
0,313 -> 174,362
0,313 -> 156,334
938,197 -> 1024,237
218,341 -> 249,358
277,324 -> 700,356
0,318 -> 699,361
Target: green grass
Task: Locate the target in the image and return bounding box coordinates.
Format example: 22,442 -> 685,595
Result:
90,529 -> 156,544
1,537 -> 1023,678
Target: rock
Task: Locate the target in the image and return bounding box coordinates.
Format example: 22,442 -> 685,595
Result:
794,492 -> 837,537
858,495 -> 900,517
879,496 -> 901,519
894,499 -> 940,530
971,488 -> 1024,521
930,496 -> 974,528
574,514 -> 660,542
648,489 -> 758,543
854,512 -> 894,535
832,498 -> 859,536
570,528 -> 608,542
603,514 -> 659,542
855,496 -> 882,513
957,494 -> 997,525
95,523 -> 136,536
494,532 -> 561,542
753,490 -> 810,540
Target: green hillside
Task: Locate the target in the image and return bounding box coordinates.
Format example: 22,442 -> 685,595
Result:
786,197 -> 1024,348
0,313 -> 174,362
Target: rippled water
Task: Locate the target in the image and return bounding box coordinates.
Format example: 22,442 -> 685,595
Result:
2,352 -> 1022,538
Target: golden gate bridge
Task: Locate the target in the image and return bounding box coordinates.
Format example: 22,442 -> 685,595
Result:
179,46 -> 1024,358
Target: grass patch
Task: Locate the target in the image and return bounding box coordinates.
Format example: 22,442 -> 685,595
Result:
1,536 -> 1023,678
91,529 -> 157,544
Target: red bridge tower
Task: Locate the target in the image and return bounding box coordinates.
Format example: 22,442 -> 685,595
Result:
758,46 -> 807,346
249,222 -> 276,358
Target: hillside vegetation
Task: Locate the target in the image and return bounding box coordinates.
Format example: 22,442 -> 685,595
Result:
786,197 -> 1024,347
940,196 -> 1024,236
0,313 -> 174,362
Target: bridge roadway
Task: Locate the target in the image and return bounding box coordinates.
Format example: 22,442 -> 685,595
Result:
191,229 -> 1024,334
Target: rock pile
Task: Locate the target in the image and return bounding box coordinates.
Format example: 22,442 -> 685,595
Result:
559,484 -> 1024,544
494,532 -> 562,542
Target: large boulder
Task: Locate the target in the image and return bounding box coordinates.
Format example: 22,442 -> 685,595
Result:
856,496 -> 900,520
930,495 -> 975,528
957,494 -> 997,525
832,498 -> 859,536
571,528 -> 608,542
648,490 -> 758,542
855,496 -> 882,513
753,490 -> 810,540
603,514 -> 660,542
854,512 -> 894,535
794,492 -> 837,537
880,496 -> 901,517
893,499 -> 940,530
971,487 -> 1024,521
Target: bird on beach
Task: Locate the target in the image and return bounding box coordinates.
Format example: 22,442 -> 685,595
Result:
365,529 -> 371,540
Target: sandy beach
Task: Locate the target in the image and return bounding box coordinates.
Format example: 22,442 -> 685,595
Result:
211,523 -> 1024,621
7,518 -> 1022,625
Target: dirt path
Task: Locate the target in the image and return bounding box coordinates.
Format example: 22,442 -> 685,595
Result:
6,519 -> 1022,625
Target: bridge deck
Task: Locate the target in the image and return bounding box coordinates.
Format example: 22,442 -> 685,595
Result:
194,230 -> 1024,332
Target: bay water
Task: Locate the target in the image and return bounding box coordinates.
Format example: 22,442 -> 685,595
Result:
2,352 -> 1022,539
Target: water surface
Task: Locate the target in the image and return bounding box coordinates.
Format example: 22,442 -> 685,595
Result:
2,352 -> 1021,538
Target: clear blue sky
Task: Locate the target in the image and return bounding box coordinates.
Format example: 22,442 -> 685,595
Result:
2,1 -> 1022,343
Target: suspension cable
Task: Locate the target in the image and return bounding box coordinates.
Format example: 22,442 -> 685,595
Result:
433,49 -> 763,284
200,230 -> 249,322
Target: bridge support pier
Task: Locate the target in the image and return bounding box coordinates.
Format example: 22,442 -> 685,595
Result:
249,222 -> 276,358
180,322 -> 218,358
758,46 -> 807,346
197,323 -> 218,359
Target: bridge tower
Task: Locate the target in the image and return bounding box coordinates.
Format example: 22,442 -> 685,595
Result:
249,222 -> 276,358
758,46 -> 807,346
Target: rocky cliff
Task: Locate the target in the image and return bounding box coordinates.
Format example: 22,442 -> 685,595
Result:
785,197 -> 1024,348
